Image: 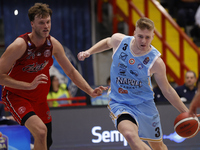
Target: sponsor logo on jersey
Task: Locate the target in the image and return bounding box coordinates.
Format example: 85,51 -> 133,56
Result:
18,106 -> 26,114
118,69 -> 126,76
137,63 -> 143,69
143,57 -> 150,65
44,50 -> 51,57
37,52 -> 42,56
47,39 -> 51,46
119,52 -> 128,61
27,49 -> 35,59
46,111 -> 51,120
118,88 -> 128,94
22,60 -> 49,73
130,70 -> 138,76
129,58 -> 135,65
116,77 -> 142,88
118,63 -> 127,69
152,121 -> 159,127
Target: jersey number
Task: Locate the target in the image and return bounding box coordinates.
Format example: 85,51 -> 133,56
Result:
155,127 -> 160,137
122,43 -> 128,51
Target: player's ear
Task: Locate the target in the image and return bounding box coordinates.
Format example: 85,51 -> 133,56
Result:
30,21 -> 34,27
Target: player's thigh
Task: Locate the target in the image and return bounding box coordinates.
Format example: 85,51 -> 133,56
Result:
25,115 -> 47,137
33,101 -> 52,124
148,141 -> 168,150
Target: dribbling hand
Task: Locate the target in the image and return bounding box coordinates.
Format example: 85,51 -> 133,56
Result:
77,51 -> 90,61
28,74 -> 48,90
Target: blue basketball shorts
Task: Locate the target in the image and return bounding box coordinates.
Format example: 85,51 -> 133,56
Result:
107,99 -> 163,142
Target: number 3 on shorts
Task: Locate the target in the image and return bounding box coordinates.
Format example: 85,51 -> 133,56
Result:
155,127 -> 160,137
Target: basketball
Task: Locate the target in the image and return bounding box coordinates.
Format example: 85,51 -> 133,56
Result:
174,112 -> 199,138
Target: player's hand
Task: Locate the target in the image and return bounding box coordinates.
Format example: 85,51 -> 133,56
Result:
189,99 -> 200,117
90,86 -> 108,98
0,132 -> 2,137
77,51 -> 90,61
28,74 -> 48,90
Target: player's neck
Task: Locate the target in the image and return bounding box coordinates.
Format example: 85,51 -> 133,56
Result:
29,32 -> 46,47
131,39 -> 151,56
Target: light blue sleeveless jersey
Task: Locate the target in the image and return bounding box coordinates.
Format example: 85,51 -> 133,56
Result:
109,36 -> 161,105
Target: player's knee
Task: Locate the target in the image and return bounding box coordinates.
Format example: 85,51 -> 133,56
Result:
122,130 -> 138,143
34,124 -> 47,140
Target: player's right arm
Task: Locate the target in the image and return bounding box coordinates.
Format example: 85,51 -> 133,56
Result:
77,33 -> 125,61
0,38 -> 48,90
189,78 -> 200,116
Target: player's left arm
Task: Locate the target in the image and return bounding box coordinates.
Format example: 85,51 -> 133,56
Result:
51,37 -> 107,98
151,57 -> 189,113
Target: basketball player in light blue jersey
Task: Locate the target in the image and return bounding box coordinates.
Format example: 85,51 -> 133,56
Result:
78,17 -> 188,150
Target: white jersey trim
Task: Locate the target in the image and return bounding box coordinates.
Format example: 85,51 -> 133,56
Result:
148,53 -> 161,76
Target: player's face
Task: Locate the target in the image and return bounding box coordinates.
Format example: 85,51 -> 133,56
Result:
134,27 -> 154,51
31,15 -> 51,38
185,72 -> 196,88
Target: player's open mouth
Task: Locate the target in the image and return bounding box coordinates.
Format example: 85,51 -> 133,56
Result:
141,45 -> 145,47
43,30 -> 49,32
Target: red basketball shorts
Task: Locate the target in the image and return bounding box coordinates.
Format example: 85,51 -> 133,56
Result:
2,89 -> 52,125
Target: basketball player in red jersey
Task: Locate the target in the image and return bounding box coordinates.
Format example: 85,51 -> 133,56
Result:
0,3 -> 107,150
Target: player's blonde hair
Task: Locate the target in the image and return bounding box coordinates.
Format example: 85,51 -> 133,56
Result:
136,17 -> 154,31
28,3 -> 52,22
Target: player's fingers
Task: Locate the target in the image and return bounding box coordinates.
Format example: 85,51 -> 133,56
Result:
99,86 -> 109,91
36,74 -> 48,79
77,52 -> 85,61
37,81 -> 47,84
189,108 -> 197,117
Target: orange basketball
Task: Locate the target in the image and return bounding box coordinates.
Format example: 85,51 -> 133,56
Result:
174,112 -> 199,138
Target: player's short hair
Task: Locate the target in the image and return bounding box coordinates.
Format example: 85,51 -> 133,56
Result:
136,17 -> 154,31
28,3 -> 52,22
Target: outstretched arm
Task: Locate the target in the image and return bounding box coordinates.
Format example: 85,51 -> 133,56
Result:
0,38 -> 48,90
77,33 -> 125,61
151,58 -> 189,113
52,37 -> 107,98
189,81 -> 200,116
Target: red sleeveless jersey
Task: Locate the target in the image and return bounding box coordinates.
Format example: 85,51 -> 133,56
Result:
5,32 -> 53,101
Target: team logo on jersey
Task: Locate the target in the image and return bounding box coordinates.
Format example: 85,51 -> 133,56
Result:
47,39 -> 51,46
44,50 -> 51,57
28,41 -> 32,47
129,58 -> 135,65
118,69 -> 126,76
137,63 -> 143,69
130,70 -> 138,76
18,106 -> 26,114
118,88 -> 128,94
143,57 -> 150,65
119,52 -> 128,61
22,60 -> 49,73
